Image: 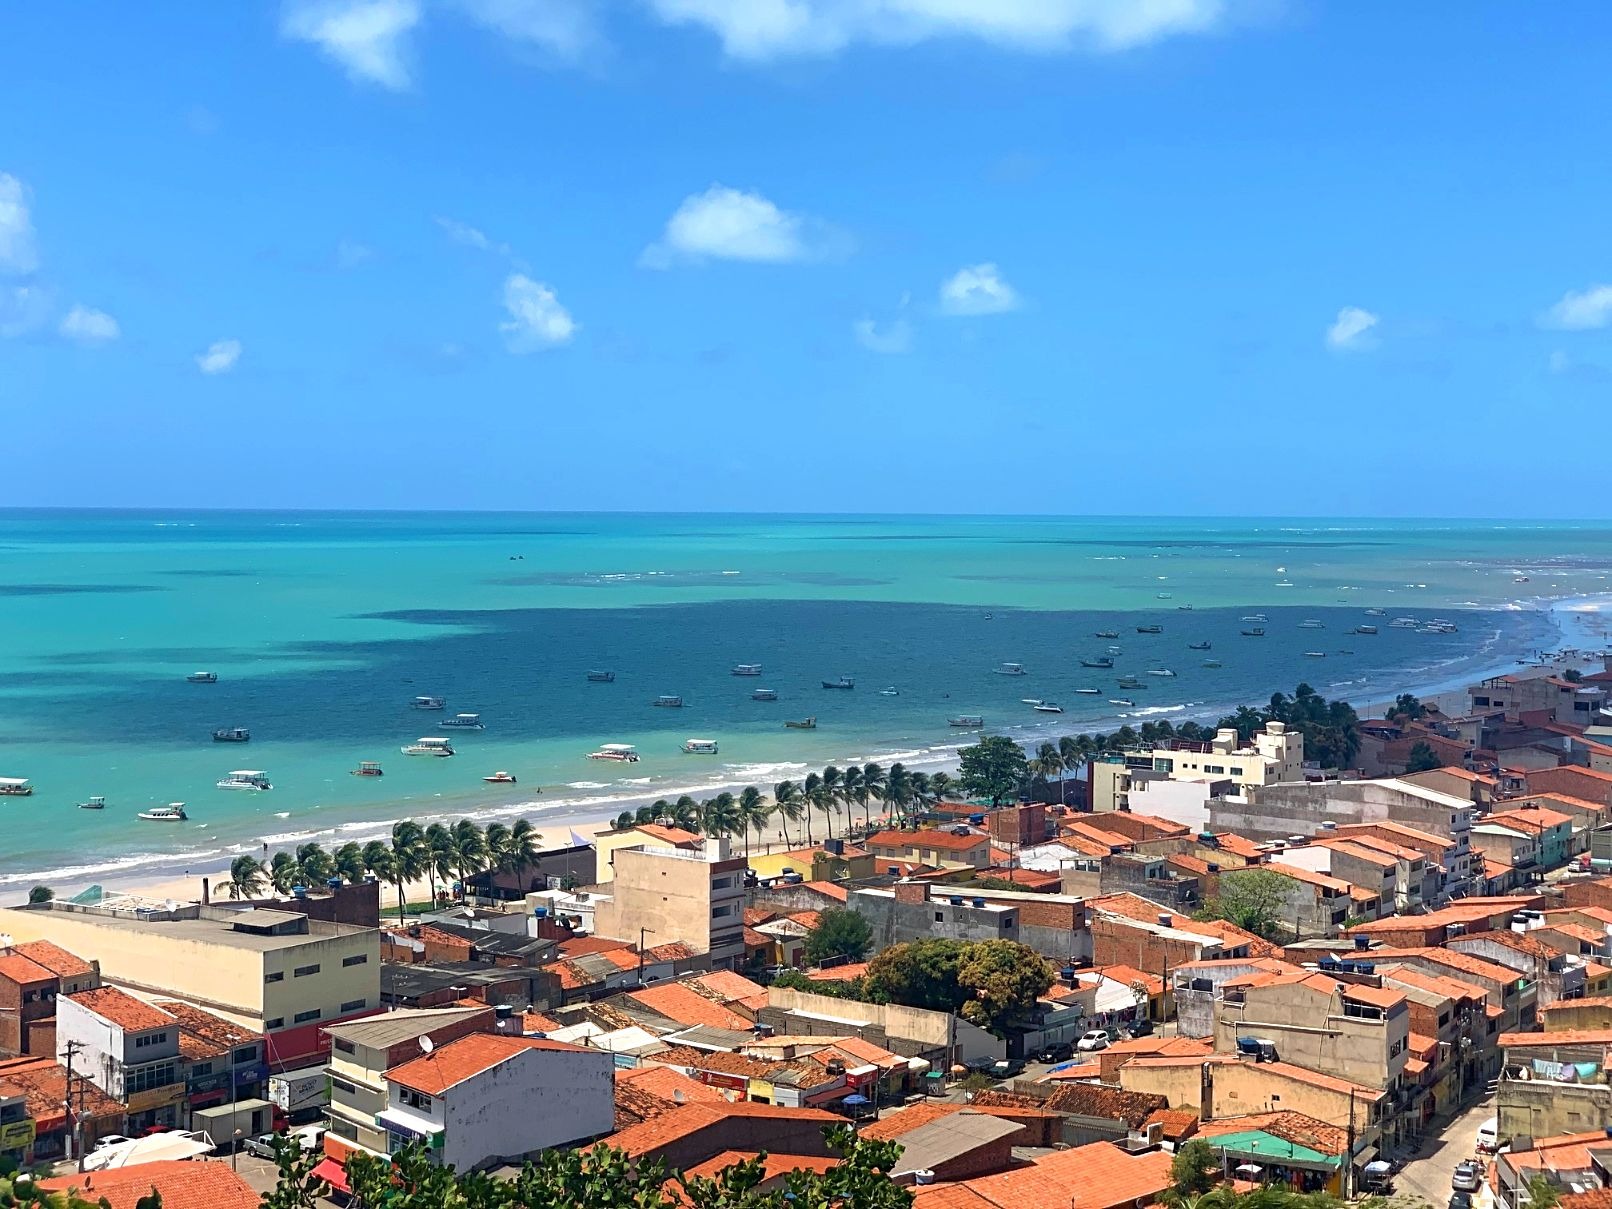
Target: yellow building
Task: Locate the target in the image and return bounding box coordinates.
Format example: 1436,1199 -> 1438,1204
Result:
748,842 -> 874,884
592,823 -> 704,884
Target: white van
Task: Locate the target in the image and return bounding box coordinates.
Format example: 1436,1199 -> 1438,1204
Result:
1476,1118 -> 1501,1154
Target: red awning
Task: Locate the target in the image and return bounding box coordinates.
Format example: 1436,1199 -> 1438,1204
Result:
311,1158 -> 351,1195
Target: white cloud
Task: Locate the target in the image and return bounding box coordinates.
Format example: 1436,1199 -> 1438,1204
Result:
641,184 -> 837,267
196,338 -> 243,374
1325,306 -> 1378,352
645,0 -> 1228,60
938,263 -> 1020,316
434,215 -> 511,257
281,0 -> 422,89
335,239 -> 374,269
0,173 -> 39,276
499,273 -> 576,351
59,305 -> 120,344
1540,283 -> 1612,331
456,0 -> 599,57
854,317 -> 912,354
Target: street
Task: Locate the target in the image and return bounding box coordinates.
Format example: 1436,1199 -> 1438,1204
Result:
1394,1097 -> 1496,1209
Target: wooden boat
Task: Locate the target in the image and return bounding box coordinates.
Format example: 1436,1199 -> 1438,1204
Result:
785,717 -> 817,729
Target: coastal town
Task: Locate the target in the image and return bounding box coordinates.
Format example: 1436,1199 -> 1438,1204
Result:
7,657 -> 1612,1209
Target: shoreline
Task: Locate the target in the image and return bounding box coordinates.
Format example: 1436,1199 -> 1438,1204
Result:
5,595 -> 1607,908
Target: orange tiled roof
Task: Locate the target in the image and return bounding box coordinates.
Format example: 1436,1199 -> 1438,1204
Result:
386,1033 -> 586,1094
682,1151 -> 839,1182
865,828 -> 988,852
0,954 -> 54,986
595,1102 -> 839,1158
522,1010 -> 563,1033
11,939 -> 95,979
153,999 -> 259,1059
0,1055 -> 121,1131
67,986 -> 174,1032
1198,1110 -> 1348,1156
628,982 -> 751,1030
1142,1107 -> 1200,1141
38,1161 -> 259,1209
559,935 -> 636,957
800,881 -> 849,901
617,1064 -> 727,1105
1204,833 -> 1265,860
805,962 -> 868,982
1487,806 -> 1575,832
911,1139 -> 1172,1209
637,823 -> 704,846
859,1099 -> 969,1140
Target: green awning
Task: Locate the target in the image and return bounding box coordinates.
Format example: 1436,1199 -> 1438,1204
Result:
1208,1132 -> 1339,1168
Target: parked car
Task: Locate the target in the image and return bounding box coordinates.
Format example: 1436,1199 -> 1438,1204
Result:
1036,1041 -> 1075,1063
1451,1161 -> 1483,1193
962,1055 -> 1001,1075
1448,1193 -> 1473,1209
1476,1118 -> 1501,1154
990,1058 -> 1026,1080
292,1125 -> 326,1153
1076,1029 -> 1112,1053
1127,1017 -> 1154,1037
244,1133 -> 280,1160
92,1135 -> 132,1152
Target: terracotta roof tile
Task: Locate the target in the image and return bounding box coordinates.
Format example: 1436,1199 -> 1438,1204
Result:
805,962 -> 868,982
67,986 -> 174,1032
39,1161 -> 259,1209
637,824 -> 704,846
1198,1110 -> 1348,1156
628,983 -> 751,1030
0,954 -> 54,985
1142,1108 -> 1200,1141
800,881 -> 850,902
595,1102 -> 839,1158
11,940 -> 95,979
0,1055 -> 121,1131
866,828 -> 989,853
911,1140 -> 1172,1209
385,1033 -> 587,1094
522,1010 -> 563,1033
153,1000 -> 260,1060
681,1151 -> 839,1182
1501,1029 -> 1612,1047
559,935 -> 636,957
617,1064 -> 727,1108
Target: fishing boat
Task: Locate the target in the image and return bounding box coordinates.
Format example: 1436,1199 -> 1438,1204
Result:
752,688 -> 778,701
652,695 -> 684,708
1389,616 -> 1418,628
412,695 -> 446,710
588,743 -> 639,762
785,717 -> 817,729
1353,625 -> 1378,635
1136,624 -> 1163,634
1275,580 -> 1295,588
822,676 -> 855,690
186,671 -> 218,684
77,795 -> 106,810
403,737 -> 455,757
217,770 -> 271,791
1298,619 -> 1325,629
1148,668 -> 1177,678
587,670 -> 615,683
949,715 -> 984,728
682,739 -> 719,755
212,727 -> 250,743
1156,592 -> 1172,600
1110,698 -> 1135,707
1080,656 -> 1114,669
879,687 -> 900,696
1020,697 -> 1044,705
1188,641 -> 1211,651
441,713 -> 486,729
483,770 -> 518,783
1094,630 -> 1120,639
1033,701 -> 1063,713
994,662 -> 1027,676
1365,608 -> 1386,617
1241,628 -> 1265,637
351,761 -> 384,777
1304,651 -> 1327,658
1202,659 -> 1223,669
732,664 -> 764,676
1074,687 -> 1102,695
0,777 -> 34,797
1117,675 -> 1144,688
1241,614 -> 1267,623
139,803 -> 188,822
1177,604 -> 1194,611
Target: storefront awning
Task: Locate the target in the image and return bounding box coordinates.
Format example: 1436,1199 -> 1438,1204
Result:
311,1158 -> 351,1194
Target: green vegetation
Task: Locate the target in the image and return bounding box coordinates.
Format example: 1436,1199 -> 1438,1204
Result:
1218,683 -> 1360,770
1391,692 -> 1426,721
1564,669 -> 1584,684
864,937 -> 1053,1034
1405,740 -> 1443,773
26,885 -> 53,904
1196,867 -> 1291,939
1524,1174 -> 1561,1209
957,735 -> 1029,807
803,907 -> 874,964
1166,1138 -> 1218,1201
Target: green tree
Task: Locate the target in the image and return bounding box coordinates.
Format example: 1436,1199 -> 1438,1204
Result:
26,885 -> 53,904
804,907 -> 874,965
772,779 -> 805,846
1391,693 -> 1426,721
268,850 -> 299,894
294,842 -> 334,886
957,735 -> 1028,807
884,763 -> 912,827
861,762 -> 887,831
810,769 -> 838,840
840,766 -> 864,835
1524,1174 -> 1561,1209
613,810 -> 635,829
737,785 -> 770,855
1197,868 -> 1292,939
1405,741 -> 1443,773
1028,742 -> 1066,804
425,822 -> 457,903
955,938 -> 1054,1032
1564,669 -> 1584,684
331,842 -> 366,885
864,938 -> 969,1014
1216,682 -> 1360,770
701,791 -> 742,839
391,820 -> 429,915
226,855 -> 266,900
1166,1138 -> 1218,1202
504,818 -> 540,886
449,819 -> 486,890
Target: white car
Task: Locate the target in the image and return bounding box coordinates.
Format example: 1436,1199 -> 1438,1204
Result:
1476,1118 -> 1501,1154
92,1135 -> 133,1151
1076,1030 -> 1111,1053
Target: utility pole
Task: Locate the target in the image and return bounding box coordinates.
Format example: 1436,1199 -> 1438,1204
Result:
1344,1087 -> 1357,1199
63,1039 -> 83,1171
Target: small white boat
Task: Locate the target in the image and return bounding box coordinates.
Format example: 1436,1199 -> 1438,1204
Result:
217,769 -> 272,791
483,770 -> 518,783
403,737 -> 455,757
1177,604 -> 1194,611
1202,659 -> 1223,668
752,688 -> 779,701
1021,697 -> 1044,705
1365,608 -> 1386,617
1156,592 -> 1172,600
186,671 -> 218,684
139,803 -> 188,822
1147,668 -> 1177,678
1188,641 -> 1211,651
1241,614 -> 1267,623
949,715 -> 985,728
822,676 -> 855,690
1304,651 -> 1327,658
994,662 -> 1027,676
78,795 -> 106,810
0,777 -> 34,797
732,664 -> 763,676
212,727 -> 250,743
1033,702 -> 1063,713
587,670 -> 615,683
785,717 -> 817,729
589,743 -> 639,762
412,695 -> 446,710
1110,698 -> 1135,707
879,686 -> 899,696
1275,580 -> 1295,588
1354,625 -> 1378,634
1074,687 -> 1102,695
683,739 -> 719,755
441,713 -> 485,729
1298,619 -> 1325,629
1135,625 -> 1163,634
1080,656 -> 1114,669
1389,616 -> 1418,628
653,695 -> 684,708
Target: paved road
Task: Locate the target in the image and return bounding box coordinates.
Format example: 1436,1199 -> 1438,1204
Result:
1395,1097 -> 1495,1209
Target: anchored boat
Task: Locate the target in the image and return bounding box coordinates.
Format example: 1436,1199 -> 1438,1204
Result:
139,803 -> 188,821
212,727 -> 251,743
403,737 -> 455,757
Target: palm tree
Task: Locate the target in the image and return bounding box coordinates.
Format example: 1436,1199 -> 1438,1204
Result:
614,810 -> 635,830
505,818 -> 540,887
332,842 -> 366,885
226,855 -> 267,900
772,780 -> 805,846
671,795 -> 701,831
908,771 -> 931,824
483,822 -> 512,875
821,766 -> 843,839
861,762 -> 886,831
884,763 -> 911,828
362,842 -> 397,913
1029,742 -> 1064,803
267,851 -> 298,895
840,765 -> 863,838
800,773 -> 821,845
737,786 -> 769,856
391,820 -> 429,916
450,820 -> 487,894
702,792 -> 741,840
634,805 -> 658,826
425,822 -> 456,904
295,842 -> 334,886
928,771 -> 953,805
648,799 -> 671,824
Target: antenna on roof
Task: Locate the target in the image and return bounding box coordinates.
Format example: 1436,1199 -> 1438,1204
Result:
420,1035 -> 435,1054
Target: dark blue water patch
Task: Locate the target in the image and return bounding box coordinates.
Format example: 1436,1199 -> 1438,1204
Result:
0,583 -> 167,596
1001,539 -> 1387,549
34,647 -> 259,667
484,570 -> 893,589
0,600 -> 1549,750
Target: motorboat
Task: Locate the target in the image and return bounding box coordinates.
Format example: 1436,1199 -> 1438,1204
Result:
403,737 -> 455,757
0,777 -> 34,797
994,663 -> 1027,676
78,795 -> 106,810
1080,656 -> 1114,669
1188,641 -> 1211,651
1202,659 -> 1223,669
186,671 -> 218,683
139,803 -> 188,822
588,743 -> 639,762
1116,676 -> 1145,689
1353,625 -> 1378,635
1365,608 -> 1386,617
752,688 -> 779,701
785,717 -> 817,729
683,739 -> 719,755
1135,625 -> 1162,634
351,761 -> 384,777
1074,687 -> 1102,695
587,670 -> 615,683
1106,645 -> 1123,655
1241,628 -> 1265,637
212,727 -> 251,743
1156,592 -> 1172,600
1148,668 -> 1177,677
483,770 -> 518,783
1298,619 -> 1325,629
1110,698 -> 1135,707
1020,697 -> 1044,705
441,713 -> 485,729
879,687 -> 900,696
949,715 -> 985,728
1275,580 -> 1295,588
732,664 -> 764,676
652,695 -> 684,708
1241,614 -> 1267,623
1032,701 -> 1063,713
1304,651 -> 1327,658
217,770 -> 271,790
1094,631 -> 1120,639
1389,616 -> 1418,628
412,695 -> 446,710
822,677 -> 855,690
1177,604 -> 1194,611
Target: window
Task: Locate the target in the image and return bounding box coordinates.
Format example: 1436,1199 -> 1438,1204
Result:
711,876 -> 733,891
341,998 -> 367,1012
329,1076 -> 357,1096
333,1039 -> 356,1055
342,954 -> 368,967
233,1046 -> 258,1065
712,904 -> 734,918
191,1061 -> 213,1077
294,964 -> 321,978
264,971 -> 284,984
293,1008 -> 321,1024
134,1032 -> 168,1049
935,911 -> 944,922
265,1017 -> 285,1030
1438,1011 -> 1450,1028
1389,1037 -> 1406,1057
126,1061 -> 179,1094
399,1088 -> 432,1111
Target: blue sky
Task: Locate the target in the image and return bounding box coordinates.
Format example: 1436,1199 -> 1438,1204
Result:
3,2 -> 1611,514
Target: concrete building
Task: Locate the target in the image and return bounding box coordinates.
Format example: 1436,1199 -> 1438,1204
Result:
0,940 -> 100,1059
1270,836 -> 1426,915
1334,820 -> 1472,904
57,987 -> 188,1133
153,1000 -> 268,1128
849,881 -> 1022,952
1171,958 -> 1299,1039
592,823 -> 704,885
592,840 -> 747,969
0,900 -> 380,1070
1468,672 -> 1608,723
1089,723 -> 1305,815
378,1033 -> 614,1171
1211,777 -> 1478,858
863,828 -> 992,870
1496,1029 -> 1612,1141
758,986 -> 1002,1069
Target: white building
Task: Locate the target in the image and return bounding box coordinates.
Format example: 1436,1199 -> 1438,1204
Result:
1090,722 -> 1305,817
378,1033 -> 614,1171
57,987 -> 186,1133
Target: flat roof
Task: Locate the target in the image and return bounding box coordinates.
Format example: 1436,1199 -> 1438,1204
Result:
324,1005 -> 489,1048
0,902 -> 370,951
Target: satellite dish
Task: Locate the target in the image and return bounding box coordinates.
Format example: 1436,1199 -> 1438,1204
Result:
420,1036 -> 435,1054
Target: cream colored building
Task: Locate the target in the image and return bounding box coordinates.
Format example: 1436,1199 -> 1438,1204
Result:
591,822 -> 704,884
591,840 -> 748,969
1091,723 -> 1305,814
0,900 -> 379,1069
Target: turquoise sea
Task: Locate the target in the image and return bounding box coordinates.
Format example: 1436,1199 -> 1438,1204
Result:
3,511 -> 1610,892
